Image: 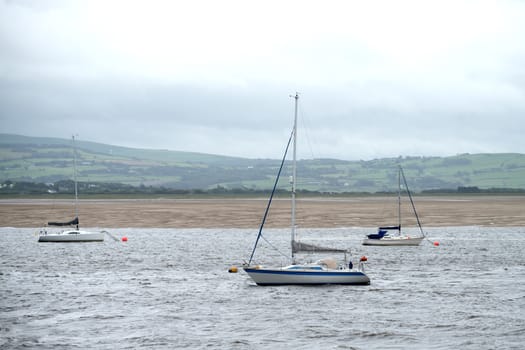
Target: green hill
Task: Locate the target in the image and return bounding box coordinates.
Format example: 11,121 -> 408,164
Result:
1,134 -> 525,193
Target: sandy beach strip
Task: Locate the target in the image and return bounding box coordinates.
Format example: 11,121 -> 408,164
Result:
1,196 -> 525,228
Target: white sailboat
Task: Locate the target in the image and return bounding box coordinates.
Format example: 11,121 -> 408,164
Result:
38,136 -> 104,243
243,93 -> 370,286
362,165 -> 425,246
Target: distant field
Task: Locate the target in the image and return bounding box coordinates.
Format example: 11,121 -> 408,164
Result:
1,134 -> 525,192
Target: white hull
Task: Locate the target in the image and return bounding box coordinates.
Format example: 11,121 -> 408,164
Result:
243,266 -> 370,286
362,236 -> 423,246
38,230 -> 104,242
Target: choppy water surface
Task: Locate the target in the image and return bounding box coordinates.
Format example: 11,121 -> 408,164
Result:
1,226 -> 524,349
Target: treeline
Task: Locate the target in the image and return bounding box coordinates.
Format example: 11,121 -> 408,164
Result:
421,186 -> 525,194
0,180 -> 280,196
1,180 -> 525,197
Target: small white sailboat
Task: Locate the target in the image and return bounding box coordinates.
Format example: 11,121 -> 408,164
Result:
243,93 -> 370,286
38,136 -> 104,243
38,229 -> 104,242
38,217 -> 104,242
362,166 -> 425,246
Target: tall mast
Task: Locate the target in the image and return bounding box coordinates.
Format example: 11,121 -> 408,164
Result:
398,165 -> 401,232
291,93 -> 298,258
72,135 -> 79,220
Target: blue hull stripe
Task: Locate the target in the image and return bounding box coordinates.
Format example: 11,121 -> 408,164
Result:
244,269 -> 366,277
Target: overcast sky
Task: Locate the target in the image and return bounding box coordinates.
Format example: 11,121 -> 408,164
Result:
1,0 -> 524,160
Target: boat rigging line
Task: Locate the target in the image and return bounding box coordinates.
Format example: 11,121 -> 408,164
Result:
399,165 -> 439,246
399,165 -> 425,237
247,119 -> 295,266
101,230 -> 120,242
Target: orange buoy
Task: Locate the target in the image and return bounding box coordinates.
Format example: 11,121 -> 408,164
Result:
360,256 -> 368,262
433,241 -> 440,246
121,236 -> 128,242
228,266 -> 238,273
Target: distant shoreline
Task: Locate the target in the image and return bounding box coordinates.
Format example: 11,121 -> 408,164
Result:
1,196 -> 524,228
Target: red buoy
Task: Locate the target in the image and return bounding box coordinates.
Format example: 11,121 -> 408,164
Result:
433,241 -> 439,246
360,256 -> 368,262
122,236 -> 128,242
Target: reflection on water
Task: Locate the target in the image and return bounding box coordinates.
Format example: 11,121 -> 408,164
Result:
1,227 -> 525,349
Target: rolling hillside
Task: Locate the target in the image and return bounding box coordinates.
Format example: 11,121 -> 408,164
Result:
1,134 -> 525,193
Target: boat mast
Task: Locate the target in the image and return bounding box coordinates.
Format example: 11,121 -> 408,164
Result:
398,166 -> 401,233
291,93 -> 298,259
72,135 -> 79,222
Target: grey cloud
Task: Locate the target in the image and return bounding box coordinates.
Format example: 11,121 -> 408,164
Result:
1,0 -> 524,160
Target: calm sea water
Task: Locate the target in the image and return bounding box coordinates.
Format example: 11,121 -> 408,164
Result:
1,226 -> 524,349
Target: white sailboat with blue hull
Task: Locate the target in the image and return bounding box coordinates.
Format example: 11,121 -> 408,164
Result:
362,166 -> 425,246
243,93 -> 370,286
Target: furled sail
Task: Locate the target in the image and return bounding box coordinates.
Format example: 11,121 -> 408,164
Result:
379,226 -> 401,230
48,217 -> 79,227
292,240 -> 348,254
